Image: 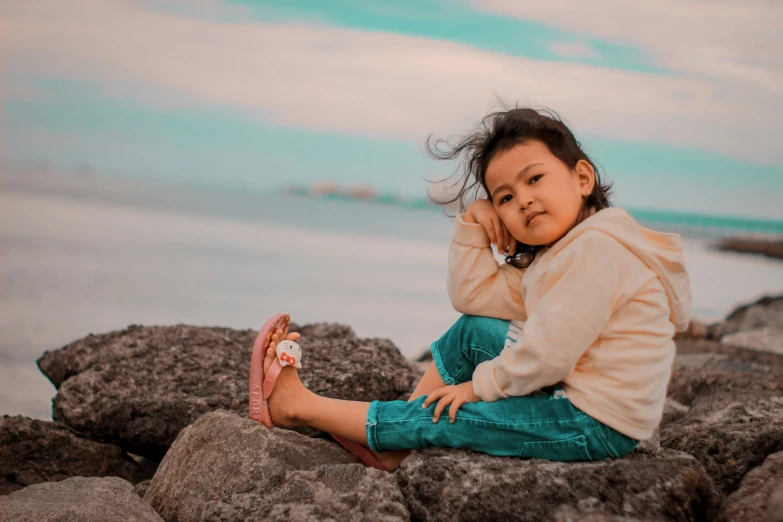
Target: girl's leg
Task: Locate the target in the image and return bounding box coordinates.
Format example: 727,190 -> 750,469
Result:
265,315 -> 515,468
262,343 -> 370,441
408,362 -> 447,401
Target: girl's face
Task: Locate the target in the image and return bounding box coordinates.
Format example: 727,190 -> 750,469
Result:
484,140 -> 595,247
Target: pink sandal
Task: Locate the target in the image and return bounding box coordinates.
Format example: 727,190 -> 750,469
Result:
249,313 -> 388,471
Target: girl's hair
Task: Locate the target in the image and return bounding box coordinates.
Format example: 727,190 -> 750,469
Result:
426,106 -> 613,268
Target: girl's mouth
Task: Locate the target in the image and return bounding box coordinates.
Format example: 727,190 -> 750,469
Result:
526,211 -> 544,225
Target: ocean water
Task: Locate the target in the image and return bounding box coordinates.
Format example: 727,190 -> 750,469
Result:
2,171 -> 782,420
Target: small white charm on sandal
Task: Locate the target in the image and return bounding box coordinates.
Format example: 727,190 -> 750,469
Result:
276,340 -> 303,369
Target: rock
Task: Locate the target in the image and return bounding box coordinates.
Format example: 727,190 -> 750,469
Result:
145,411 -> 409,522
134,479 -> 152,498
414,347 -> 433,362
714,238 -> 783,261
719,451 -> 783,521
722,327 -> 783,354
769,483 -> 783,522
666,350 -> 781,407
721,295 -> 783,337
661,392 -> 783,496
0,415 -> 150,495
290,321 -> 357,340
551,507 -> 654,521
2,476 -> 163,522
37,324 -> 418,459
395,447 -> 717,522
661,398 -> 690,426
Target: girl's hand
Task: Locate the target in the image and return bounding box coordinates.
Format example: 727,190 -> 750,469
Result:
422,381 -> 481,423
464,200 -> 517,255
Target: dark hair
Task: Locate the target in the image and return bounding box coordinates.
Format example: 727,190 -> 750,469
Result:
426,106 -> 613,268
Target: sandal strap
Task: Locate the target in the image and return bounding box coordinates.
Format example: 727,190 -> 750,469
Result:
263,358 -> 282,400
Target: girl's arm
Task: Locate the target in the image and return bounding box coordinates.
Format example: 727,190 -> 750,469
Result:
471,231 -> 627,401
447,213 -> 526,320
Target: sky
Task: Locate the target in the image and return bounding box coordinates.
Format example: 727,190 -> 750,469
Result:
1,0 -> 782,219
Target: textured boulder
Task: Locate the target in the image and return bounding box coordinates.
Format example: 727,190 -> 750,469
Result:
0,415 -> 150,494
37,323 -> 418,459
667,350 -> 781,406
722,327 -> 783,355
661,392 -> 783,496
720,295 -> 783,336
292,322 -> 357,340
719,451 -> 783,522
1,476 -> 163,522
716,295 -> 783,353
769,484 -> 783,522
145,411 -> 409,522
395,446 -> 717,522
661,398 -> 690,426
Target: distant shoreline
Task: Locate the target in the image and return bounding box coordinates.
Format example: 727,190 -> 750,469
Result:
714,237 -> 783,260
4,166 -> 783,241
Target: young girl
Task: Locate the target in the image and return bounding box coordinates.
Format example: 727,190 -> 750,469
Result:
249,107 -> 691,471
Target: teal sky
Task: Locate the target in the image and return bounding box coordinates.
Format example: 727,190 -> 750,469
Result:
2,0 -> 782,219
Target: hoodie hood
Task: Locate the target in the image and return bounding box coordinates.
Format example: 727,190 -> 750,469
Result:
548,208 -> 692,332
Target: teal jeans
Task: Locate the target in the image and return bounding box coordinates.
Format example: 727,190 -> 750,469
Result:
365,315 -> 638,461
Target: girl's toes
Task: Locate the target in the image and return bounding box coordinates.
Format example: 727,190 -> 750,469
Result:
263,345 -> 276,372
286,332 -> 300,341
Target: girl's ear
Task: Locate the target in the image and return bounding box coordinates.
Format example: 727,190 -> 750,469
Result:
574,159 -> 596,197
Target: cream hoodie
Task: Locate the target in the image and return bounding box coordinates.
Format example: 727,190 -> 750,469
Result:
448,208 -> 691,440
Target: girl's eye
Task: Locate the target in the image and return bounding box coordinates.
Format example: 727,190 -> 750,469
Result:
530,174 -> 543,184
499,195 -> 512,205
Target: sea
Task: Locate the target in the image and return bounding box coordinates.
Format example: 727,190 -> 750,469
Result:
2,169 -> 782,420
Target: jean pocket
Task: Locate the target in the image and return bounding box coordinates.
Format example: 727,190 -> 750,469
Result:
519,435 -> 592,462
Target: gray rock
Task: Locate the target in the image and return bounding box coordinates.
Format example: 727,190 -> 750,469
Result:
722,327 -> 783,355
37,324 -> 417,459
145,410 -> 409,522
551,506 -> 656,521
721,295 -> 783,337
719,451 -> 783,522
769,483 -> 783,522
1,476 -> 163,522
661,398 -> 690,426
134,479 -> 152,498
667,351 -> 781,407
661,392 -> 783,496
395,447 -> 717,522
291,321 -> 357,340
0,415 -> 150,495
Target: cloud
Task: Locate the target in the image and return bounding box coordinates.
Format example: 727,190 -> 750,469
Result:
1,0 -> 781,164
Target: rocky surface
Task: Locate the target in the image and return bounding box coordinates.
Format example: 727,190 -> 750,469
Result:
145,411 -> 410,522
661,392 -> 783,496
5,297 -> 783,521
1,476 -> 163,522
719,451 -> 783,522
36,323 -> 418,459
666,345 -> 782,407
395,446 -> 717,522
714,237 -> 783,260
718,295 -> 783,353
0,415 -> 151,494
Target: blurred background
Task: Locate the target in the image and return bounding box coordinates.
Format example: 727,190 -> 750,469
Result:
1,1 -> 782,419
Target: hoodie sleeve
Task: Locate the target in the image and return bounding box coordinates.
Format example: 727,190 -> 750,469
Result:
472,231 -> 626,402
447,214 -> 526,321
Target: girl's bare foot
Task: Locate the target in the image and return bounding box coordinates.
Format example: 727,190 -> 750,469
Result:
264,328 -> 309,427
376,450 -> 411,471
